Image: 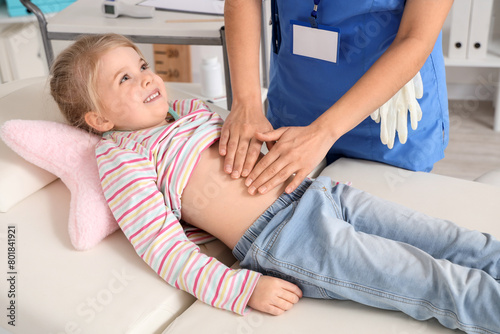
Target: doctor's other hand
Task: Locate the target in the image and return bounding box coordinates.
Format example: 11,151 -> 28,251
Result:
245,125 -> 333,195
248,276 -> 303,316
219,105 -> 274,179
370,71 -> 423,149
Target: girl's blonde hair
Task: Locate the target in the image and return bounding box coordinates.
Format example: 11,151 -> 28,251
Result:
49,33 -> 144,133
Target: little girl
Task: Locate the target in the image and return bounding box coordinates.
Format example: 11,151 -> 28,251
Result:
50,33 -> 500,334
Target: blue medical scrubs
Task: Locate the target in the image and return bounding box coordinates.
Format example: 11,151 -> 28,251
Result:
267,0 -> 449,172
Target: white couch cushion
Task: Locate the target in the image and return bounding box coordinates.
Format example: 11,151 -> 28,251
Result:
475,169 -> 500,187
0,180 -> 234,333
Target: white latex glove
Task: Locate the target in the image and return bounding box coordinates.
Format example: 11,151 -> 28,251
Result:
370,72 -> 423,149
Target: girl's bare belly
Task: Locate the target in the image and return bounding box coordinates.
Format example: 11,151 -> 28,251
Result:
181,142 -> 287,249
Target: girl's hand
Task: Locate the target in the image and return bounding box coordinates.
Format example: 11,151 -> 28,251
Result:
245,124 -> 334,195
219,105 -> 274,179
248,276 -> 303,315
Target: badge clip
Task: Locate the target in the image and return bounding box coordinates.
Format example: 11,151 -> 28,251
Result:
309,0 -> 320,28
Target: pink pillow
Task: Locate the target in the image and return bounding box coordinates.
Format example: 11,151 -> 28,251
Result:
0,120 -> 118,250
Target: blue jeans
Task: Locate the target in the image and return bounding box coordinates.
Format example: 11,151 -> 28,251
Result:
233,176 -> 500,334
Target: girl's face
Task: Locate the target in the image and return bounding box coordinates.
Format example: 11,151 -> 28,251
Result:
94,46 -> 170,131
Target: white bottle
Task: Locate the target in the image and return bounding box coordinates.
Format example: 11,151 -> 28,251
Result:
200,56 -> 224,98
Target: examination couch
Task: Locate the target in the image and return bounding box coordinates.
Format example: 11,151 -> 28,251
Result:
1,77 -> 499,334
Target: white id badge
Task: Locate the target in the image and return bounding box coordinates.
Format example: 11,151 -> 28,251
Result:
291,20 -> 340,63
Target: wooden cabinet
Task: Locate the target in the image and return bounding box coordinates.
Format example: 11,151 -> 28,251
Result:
153,44 -> 192,82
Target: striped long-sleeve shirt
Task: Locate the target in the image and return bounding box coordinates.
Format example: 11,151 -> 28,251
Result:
95,99 -> 261,315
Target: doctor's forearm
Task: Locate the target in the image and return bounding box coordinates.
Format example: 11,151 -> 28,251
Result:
224,0 -> 263,110
314,37 -> 429,142
313,0 -> 453,143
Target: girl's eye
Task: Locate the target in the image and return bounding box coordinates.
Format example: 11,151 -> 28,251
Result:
141,62 -> 149,71
120,75 -> 129,84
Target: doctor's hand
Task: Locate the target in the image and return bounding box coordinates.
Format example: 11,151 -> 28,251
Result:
248,276 -> 303,316
370,71 -> 423,149
245,125 -> 333,195
219,105 -> 274,179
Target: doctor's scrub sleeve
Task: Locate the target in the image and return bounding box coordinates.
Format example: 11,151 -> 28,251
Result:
267,0 -> 449,172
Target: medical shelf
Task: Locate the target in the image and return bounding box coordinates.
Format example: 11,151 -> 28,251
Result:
444,38 -> 500,68
442,2 -> 500,132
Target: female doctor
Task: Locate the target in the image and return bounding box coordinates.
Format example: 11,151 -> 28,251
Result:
220,0 -> 453,195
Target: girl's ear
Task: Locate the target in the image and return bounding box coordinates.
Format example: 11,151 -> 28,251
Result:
84,111 -> 114,132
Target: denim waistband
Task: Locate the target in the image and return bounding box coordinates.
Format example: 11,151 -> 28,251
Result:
232,178 -> 313,262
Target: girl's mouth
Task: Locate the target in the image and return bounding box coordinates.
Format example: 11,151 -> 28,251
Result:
144,90 -> 160,103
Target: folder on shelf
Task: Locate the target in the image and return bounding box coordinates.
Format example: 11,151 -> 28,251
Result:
467,0 -> 494,59
447,0 -> 472,59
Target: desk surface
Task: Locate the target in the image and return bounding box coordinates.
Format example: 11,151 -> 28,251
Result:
47,0 -> 225,41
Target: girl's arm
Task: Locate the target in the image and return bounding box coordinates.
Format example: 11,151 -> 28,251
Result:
96,140 -> 261,315
246,0 -> 454,195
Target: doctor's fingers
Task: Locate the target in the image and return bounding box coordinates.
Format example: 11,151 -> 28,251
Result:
218,122 -> 232,157
221,134 -> 244,175
284,169 -> 310,194
240,137 -> 264,178
247,159 -> 311,195
245,153 -> 295,195
226,136 -> 258,178
220,125 -> 255,176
